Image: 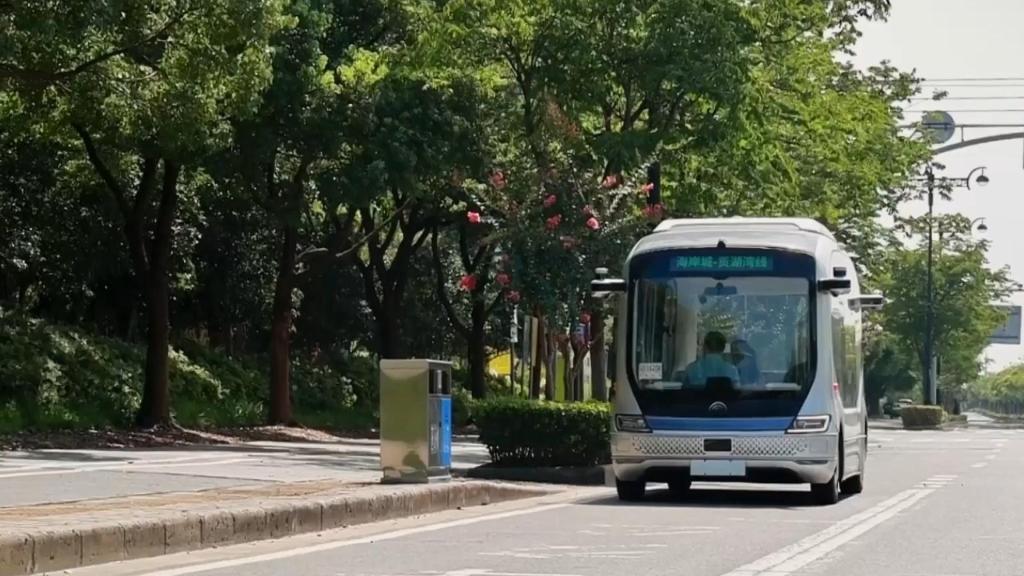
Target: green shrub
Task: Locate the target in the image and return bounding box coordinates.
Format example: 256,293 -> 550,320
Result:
900,405 -> 945,429
452,387 -> 475,428
0,314 -> 377,432
474,398 -> 611,467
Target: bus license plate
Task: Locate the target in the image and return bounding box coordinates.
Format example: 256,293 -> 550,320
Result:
691,459 -> 746,477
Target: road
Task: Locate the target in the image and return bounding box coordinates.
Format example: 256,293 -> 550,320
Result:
0,438 -> 490,507
60,426 -> 1024,576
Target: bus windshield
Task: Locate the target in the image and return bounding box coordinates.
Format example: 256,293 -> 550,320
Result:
629,249 -> 816,419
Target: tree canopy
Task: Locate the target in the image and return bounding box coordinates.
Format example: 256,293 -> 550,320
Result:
0,0 -> 950,430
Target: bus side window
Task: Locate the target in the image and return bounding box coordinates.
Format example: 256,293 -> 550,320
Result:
833,300 -> 861,408
831,310 -> 846,402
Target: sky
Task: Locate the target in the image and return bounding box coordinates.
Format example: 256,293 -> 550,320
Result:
851,0 -> 1024,372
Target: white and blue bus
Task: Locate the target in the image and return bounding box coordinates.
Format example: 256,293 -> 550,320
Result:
592,217 -> 883,505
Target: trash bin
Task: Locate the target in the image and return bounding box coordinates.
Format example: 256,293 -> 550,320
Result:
379,359 -> 452,483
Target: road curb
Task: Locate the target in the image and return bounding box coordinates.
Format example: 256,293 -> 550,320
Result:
0,481 -> 553,576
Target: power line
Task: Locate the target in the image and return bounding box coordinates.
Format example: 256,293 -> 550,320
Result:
921,76 -> 1024,82
909,96 -> 1024,101
917,84 -> 1024,89
904,109 -> 1024,113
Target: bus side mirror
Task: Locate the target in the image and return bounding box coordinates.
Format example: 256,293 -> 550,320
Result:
853,294 -> 885,310
591,278 -> 626,298
592,267 -> 626,299
817,278 -> 851,295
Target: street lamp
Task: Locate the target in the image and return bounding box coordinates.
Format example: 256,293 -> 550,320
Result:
921,164 -> 991,406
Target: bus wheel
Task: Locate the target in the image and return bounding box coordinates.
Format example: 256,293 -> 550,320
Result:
811,447 -> 841,505
841,439 -> 866,495
616,478 -> 646,501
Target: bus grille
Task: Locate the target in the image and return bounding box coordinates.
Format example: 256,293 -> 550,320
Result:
630,436 -> 809,458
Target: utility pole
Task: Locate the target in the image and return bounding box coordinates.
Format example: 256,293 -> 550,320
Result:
924,164 -> 937,405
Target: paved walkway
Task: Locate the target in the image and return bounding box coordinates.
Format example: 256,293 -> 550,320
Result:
0,438 -> 491,508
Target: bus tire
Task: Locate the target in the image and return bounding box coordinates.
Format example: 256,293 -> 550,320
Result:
616,478 -> 646,501
811,442 -> 842,505
841,438 -> 867,495
840,472 -> 864,495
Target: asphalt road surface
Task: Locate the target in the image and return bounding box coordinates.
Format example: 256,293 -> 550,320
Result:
63,426 -> 1024,576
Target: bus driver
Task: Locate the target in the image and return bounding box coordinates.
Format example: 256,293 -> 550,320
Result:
678,330 -> 739,387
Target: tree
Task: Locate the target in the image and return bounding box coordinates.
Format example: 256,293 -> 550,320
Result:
876,214 -> 1019,404
222,0 -> 404,424
9,0 -> 286,426
426,0 -> 757,399
863,327 -> 918,415
329,73 -> 486,360
663,0 -> 928,271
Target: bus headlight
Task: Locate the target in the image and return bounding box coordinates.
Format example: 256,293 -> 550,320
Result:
615,414 -> 651,433
787,415 -> 831,434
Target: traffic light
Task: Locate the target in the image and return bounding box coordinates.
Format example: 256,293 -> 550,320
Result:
646,161 -> 661,206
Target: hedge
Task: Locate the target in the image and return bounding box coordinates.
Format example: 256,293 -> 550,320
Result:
473,398 -> 611,467
900,405 -> 945,429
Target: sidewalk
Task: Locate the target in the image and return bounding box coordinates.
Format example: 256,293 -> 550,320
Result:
0,434 -> 556,575
0,437 -> 490,508
0,478 -> 552,576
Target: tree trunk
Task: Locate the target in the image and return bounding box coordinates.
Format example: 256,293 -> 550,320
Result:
591,307 -> 607,401
268,222 -> 298,425
468,300 -> 488,399
544,332 -> 557,401
530,316 -> 544,399
375,298 -> 403,359
134,161 -> 179,428
560,337 -> 573,402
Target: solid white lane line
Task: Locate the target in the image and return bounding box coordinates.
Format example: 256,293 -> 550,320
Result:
762,489 -> 934,574
972,463 -> 989,468
0,457 -> 255,479
138,503 -> 571,576
719,489 -> 922,576
720,485 -> 940,576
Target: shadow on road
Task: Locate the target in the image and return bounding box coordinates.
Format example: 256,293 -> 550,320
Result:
581,485 -> 847,510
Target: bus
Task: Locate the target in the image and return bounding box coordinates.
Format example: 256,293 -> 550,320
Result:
592,217 -> 883,505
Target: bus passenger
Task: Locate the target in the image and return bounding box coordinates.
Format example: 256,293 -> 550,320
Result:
731,338 -> 761,386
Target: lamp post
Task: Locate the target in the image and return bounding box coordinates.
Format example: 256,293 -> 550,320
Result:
934,216 -> 988,407
921,164 -> 989,406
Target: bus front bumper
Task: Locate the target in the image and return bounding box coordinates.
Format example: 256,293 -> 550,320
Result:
611,432 -> 838,485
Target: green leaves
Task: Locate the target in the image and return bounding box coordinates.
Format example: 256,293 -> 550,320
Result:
874,215 -> 1019,391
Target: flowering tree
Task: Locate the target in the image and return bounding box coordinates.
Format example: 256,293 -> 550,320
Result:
422,0 -> 755,400
430,158 -> 662,400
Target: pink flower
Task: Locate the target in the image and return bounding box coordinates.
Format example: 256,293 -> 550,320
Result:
466,211 -> 482,224
543,194 -> 558,208
545,214 -> 562,230
580,311 -> 591,325
506,290 -> 521,303
642,203 -> 665,221
459,274 -> 477,292
641,182 -> 654,195
489,170 -> 506,190
601,174 -> 620,189
495,273 -> 511,287
585,217 -> 600,230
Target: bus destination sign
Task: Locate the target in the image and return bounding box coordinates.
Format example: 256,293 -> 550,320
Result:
672,255 -> 773,273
